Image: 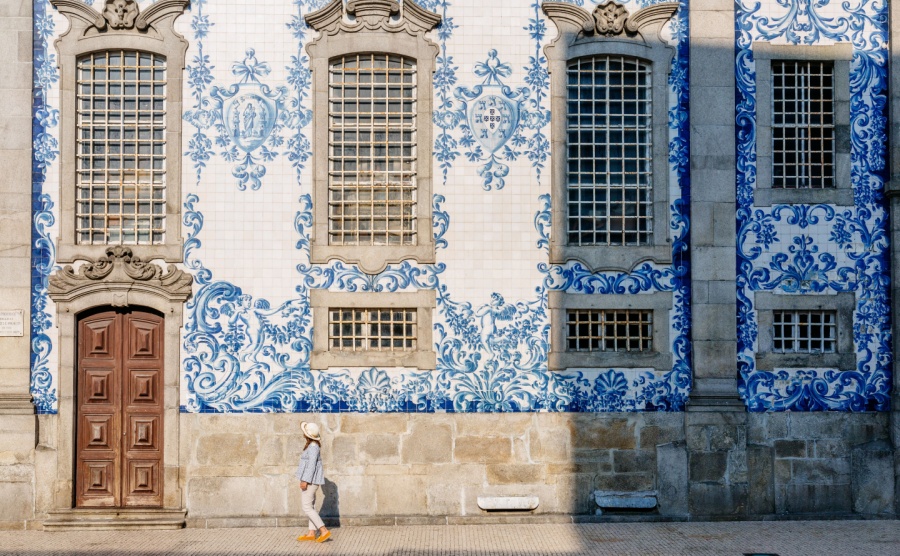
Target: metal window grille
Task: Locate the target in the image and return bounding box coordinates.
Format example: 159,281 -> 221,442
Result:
329,308 -> 417,352
772,60 -> 835,189
772,310 -> 836,353
566,56 -> 652,246
328,54 -> 416,246
76,51 -> 166,245
566,309 -> 653,352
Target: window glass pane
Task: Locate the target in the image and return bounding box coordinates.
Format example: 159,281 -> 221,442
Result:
328,54 -> 417,246
772,60 -> 835,189
328,307 -> 417,352
772,310 -> 836,353
566,56 -> 652,246
76,50 -> 166,245
565,310 -> 652,352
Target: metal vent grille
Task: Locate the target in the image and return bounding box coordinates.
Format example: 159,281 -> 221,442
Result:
328,53 -> 417,246
566,55 -> 652,246
76,51 -> 166,245
772,60 -> 835,189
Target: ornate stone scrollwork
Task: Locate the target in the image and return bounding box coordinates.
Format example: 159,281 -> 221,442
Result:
50,0 -> 188,36
542,1 -> 679,43
592,1 -> 628,36
102,0 -> 141,30
48,247 -> 193,307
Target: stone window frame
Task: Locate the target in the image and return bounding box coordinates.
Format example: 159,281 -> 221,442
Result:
548,290 -> 672,371
755,291 -> 856,371
309,289 -> 436,370
51,0 -> 189,264
304,0 -> 441,274
754,42 -> 853,207
542,1 -> 679,272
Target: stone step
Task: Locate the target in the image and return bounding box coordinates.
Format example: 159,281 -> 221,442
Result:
44,509 -> 186,531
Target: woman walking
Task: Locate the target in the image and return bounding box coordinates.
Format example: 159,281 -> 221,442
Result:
295,422 -> 331,543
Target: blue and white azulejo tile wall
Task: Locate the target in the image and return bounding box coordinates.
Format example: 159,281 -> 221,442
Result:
735,0 -> 892,411
176,0 -> 692,414
29,0 -> 891,415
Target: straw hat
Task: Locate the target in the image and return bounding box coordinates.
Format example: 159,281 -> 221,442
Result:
301,421 -> 321,441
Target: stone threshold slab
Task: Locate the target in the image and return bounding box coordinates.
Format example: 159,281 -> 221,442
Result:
43,509 -> 186,531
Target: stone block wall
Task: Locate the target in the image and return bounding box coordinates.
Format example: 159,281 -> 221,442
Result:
747,413 -> 892,516
180,413 -> 685,524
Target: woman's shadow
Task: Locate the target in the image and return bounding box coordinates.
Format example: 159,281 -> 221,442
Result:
320,478 -> 341,527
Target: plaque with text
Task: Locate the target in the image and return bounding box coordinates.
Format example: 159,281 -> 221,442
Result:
0,311 -> 24,337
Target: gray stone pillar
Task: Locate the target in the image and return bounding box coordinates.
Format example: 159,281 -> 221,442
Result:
0,0 -> 37,528
888,0 -> 900,518
686,0 -> 748,517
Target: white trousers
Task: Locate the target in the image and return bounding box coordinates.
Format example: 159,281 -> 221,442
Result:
301,484 -> 325,530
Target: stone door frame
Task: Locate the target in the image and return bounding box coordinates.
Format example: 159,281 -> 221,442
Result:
46,248 -> 191,513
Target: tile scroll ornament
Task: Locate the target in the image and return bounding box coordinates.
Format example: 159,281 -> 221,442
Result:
31,0 -> 60,414
735,0 -> 891,411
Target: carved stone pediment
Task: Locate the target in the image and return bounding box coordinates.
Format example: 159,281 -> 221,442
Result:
49,247 -> 193,307
542,1 -> 679,44
305,0 -> 441,38
50,0 -> 189,38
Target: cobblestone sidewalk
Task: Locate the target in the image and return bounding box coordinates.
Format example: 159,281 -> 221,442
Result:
0,520 -> 897,556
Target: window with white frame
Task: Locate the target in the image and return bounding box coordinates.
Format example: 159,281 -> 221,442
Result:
76,51 -> 166,245
566,55 -> 653,247
328,54 -> 417,247
566,309 -> 653,353
772,310 -> 836,354
771,60 -> 834,190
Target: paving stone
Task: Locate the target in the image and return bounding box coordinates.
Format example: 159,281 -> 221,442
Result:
4,520 -> 897,555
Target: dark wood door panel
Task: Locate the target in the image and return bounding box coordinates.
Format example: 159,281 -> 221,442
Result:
79,460 -> 116,507
81,414 -> 116,451
77,309 -> 164,509
126,369 -> 160,406
126,415 -> 160,451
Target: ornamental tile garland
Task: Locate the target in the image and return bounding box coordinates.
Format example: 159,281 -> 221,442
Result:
28,0 -> 888,414
735,0 -> 891,411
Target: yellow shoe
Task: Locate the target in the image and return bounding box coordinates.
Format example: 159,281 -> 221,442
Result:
316,530 -> 331,543
296,532 -> 316,541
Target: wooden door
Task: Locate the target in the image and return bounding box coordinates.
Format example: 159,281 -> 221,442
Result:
76,309 -> 164,508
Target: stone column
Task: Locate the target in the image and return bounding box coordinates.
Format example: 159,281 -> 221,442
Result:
889,0 -> 900,518
686,0 -> 748,517
0,0 -> 37,529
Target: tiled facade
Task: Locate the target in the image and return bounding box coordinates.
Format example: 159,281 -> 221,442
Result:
0,0 -> 898,528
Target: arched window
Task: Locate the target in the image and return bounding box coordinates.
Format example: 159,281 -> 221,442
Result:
50,0 -> 188,264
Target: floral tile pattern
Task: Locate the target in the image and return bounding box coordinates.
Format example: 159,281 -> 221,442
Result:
735,0 -> 891,411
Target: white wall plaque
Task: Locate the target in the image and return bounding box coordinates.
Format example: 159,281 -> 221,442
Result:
0,310 -> 24,337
